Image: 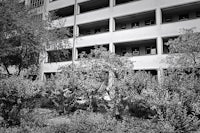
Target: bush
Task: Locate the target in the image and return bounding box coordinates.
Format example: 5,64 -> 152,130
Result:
32,110 -> 174,133
0,76 -> 44,126
1,46 -> 200,133
151,69 -> 200,132
43,48 -> 159,119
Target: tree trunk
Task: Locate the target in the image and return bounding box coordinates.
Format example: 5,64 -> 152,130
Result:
3,63 -> 11,75
17,63 -> 22,76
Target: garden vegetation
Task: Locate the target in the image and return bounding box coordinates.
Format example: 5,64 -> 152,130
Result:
1,0 -> 200,132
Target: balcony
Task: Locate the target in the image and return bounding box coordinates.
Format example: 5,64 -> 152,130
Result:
44,72 -> 56,80
77,44 -> 109,58
115,0 -> 140,5
79,0 -> 109,13
162,36 -> 178,54
42,61 -> 72,73
30,0 -> 44,8
49,26 -> 73,39
49,0 -> 59,2
115,39 -> 157,57
42,54 -> 168,73
114,10 -> 156,31
162,1 -> 200,23
47,49 -> 72,63
128,54 -> 168,70
49,5 -> 74,20
78,19 -> 109,36
160,18 -> 200,36
134,69 -> 158,77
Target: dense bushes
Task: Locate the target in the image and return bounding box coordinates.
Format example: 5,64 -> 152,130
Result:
1,46 -> 200,132
0,110 -> 174,133
1,71 -> 200,132
0,76 -> 44,126
43,110 -> 174,133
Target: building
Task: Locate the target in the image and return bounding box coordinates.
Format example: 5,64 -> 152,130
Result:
29,0 -> 200,80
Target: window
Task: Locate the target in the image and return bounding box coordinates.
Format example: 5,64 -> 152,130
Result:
49,5 -> 74,20
179,14 -> 189,20
79,0 -> 109,13
115,10 -> 155,31
162,36 -> 178,54
132,47 -> 140,56
121,48 -> 127,56
44,73 -> 56,80
115,0 -> 140,5
196,11 -> 200,18
146,47 -> 151,54
146,46 -> 156,55
164,16 -> 172,22
145,19 -> 155,25
131,22 -> 139,28
95,28 -> 101,34
163,44 -> 169,54
47,49 -> 72,63
31,14 -> 43,22
30,0 -> 44,8
105,28 -> 109,32
86,30 -> 91,35
67,27 -> 73,38
120,24 -> 127,29
50,27 -> 73,39
79,19 -> 109,36
49,0 -> 58,2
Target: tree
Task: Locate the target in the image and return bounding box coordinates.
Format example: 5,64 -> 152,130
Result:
44,47 -> 159,119
166,29 -> 200,69
43,47 -> 133,114
0,0 -> 69,76
156,29 -> 200,132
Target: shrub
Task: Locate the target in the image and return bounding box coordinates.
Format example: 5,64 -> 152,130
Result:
38,110 -> 174,133
150,69 -> 200,132
0,76 -> 43,126
43,47 -> 159,119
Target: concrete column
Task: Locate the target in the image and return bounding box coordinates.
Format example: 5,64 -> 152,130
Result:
157,68 -> 163,85
156,8 -> 162,25
43,0 -> 49,20
41,71 -> 46,81
109,18 -> 115,32
40,71 -> 44,81
109,42 -> 115,53
45,51 -> 48,63
109,16 -> 115,53
75,48 -> 78,60
77,4 -> 80,14
76,25 -> 80,37
157,37 -> 163,55
110,0 -> 115,7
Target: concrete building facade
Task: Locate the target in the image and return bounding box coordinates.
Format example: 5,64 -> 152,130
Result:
29,0 -> 200,80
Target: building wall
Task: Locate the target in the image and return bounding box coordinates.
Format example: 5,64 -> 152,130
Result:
35,0 -> 200,80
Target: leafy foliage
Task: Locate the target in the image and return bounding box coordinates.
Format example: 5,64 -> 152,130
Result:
1,30 -> 200,132
157,29 -> 200,132
0,0 -> 68,76
0,0 -> 45,75
0,76 -> 44,126
166,29 -> 200,68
